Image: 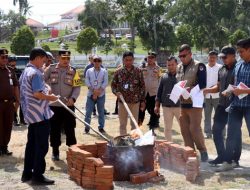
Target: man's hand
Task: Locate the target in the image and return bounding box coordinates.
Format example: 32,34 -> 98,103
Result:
232,88 -> 245,96
66,98 -> 75,106
154,106 -> 160,115
93,88 -> 102,97
203,88 -> 209,95
140,101 -> 146,111
48,94 -> 58,102
116,92 -> 122,100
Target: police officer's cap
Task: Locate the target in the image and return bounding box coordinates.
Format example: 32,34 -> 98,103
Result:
208,50 -> 218,56
0,48 -> 8,55
93,55 -> 102,61
148,51 -> 157,57
219,46 -> 236,57
46,51 -> 54,59
59,50 -> 71,57
8,56 -> 17,62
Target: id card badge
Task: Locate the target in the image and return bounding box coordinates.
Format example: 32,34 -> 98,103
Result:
124,83 -> 129,90
9,79 -> 13,86
94,80 -> 98,86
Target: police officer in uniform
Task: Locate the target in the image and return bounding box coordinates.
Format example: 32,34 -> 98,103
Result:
44,50 -> 80,160
0,48 -> 20,155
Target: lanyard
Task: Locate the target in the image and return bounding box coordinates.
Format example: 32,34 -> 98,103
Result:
94,69 -> 100,80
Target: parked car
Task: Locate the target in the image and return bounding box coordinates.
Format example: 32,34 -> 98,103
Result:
15,56 -> 29,71
125,33 -> 132,39
115,33 -> 122,39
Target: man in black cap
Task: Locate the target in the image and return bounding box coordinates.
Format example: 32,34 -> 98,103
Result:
8,56 -> 25,126
44,50 -> 80,161
203,46 -> 238,166
216,39 -> 250,171
138,52 -> 161,135
0,48 -> 20,155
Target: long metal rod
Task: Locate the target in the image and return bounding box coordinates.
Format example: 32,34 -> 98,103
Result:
119,94 -> 140,129
57,99 -> 112,143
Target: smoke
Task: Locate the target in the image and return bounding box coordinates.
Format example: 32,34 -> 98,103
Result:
115,148 -> 144,175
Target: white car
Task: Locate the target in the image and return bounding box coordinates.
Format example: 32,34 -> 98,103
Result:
115,34 -> 122,39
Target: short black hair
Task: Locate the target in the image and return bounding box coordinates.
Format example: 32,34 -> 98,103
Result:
123,51 -> 134,59
208,50 -> 218,56
236,38 -> 250,49
167,56 -> 177,63
30,48 -> 47,61
179,44 -> 191,52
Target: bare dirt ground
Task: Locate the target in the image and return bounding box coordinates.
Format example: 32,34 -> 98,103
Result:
1,86 -> 250,190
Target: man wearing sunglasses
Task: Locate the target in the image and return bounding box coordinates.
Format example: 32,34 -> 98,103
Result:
0,48 -> 20,156
44,50 -> 80,161
138,52 -> 161,136
203,46 -> 237,166
84,55 -> 108,134
176,44 -> 208,162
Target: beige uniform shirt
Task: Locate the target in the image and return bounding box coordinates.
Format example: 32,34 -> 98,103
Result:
141,64 -> 161,96
44,63 -> 80,107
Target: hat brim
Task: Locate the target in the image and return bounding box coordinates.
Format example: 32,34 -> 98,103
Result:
218,53 -> 226,57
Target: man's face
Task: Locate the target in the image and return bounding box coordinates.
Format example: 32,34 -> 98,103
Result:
36,56 -> 47,68
178,49 -> 192,65
8,60 -> 17,68
237,47 -> 250,62
89,57 -> 94,64
208,55 -> 217,66
45,56 -> 53,67
147,55 -> 156,65
123,56 -> 134,68
59,56 -> 70,67
93,58 -> 102,69
167,59 -> 177,73
0,54 -> 8,66
221,54 -> 235,66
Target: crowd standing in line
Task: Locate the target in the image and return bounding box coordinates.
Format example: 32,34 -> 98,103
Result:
0,38 -> 250,185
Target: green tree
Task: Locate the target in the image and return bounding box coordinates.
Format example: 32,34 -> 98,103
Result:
229,29 -> 248,46
41,43 -> 50,51
10,25 -> 35,55
101,41 -> 113,56
176,24 -> 193,46
77,27 -> 98,55
13,0 -> 31,16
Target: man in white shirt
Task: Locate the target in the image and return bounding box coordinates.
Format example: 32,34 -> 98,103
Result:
204,51 -> 221,138
84,55 -> 108,134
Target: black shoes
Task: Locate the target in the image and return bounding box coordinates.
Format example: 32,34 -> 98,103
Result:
112,111 -> 118,115
85,128 -> 90,134
200,151 -> 209,162
31,175 -> 55,185
208,157 -> 223,166
98,128 -> 106,134
104,111 -> 110,115
21,172 -> 32,182
205,134 -> 212,139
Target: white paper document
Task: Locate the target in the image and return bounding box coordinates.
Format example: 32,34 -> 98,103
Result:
237,82 -> 249,99
222,84 -> 235,94
169,80 -> 189,104
190,85 -> 204,108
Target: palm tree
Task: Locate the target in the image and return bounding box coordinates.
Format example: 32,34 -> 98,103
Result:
13,0 -> 31,16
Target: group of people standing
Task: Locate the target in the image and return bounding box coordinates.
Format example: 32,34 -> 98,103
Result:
0,37 -> 250,185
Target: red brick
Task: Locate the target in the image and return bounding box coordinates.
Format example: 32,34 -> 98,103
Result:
82,172 -> 95,178
83,168 -> 96,174
130,173 -> 148,184
82,184 -> 95,189
95,178 -> 113,184
96,165 -> 113,173
95,173 -> 113,179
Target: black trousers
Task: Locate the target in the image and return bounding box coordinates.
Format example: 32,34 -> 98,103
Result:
50,106 -> 77,148
23,120 -> 50,178
138,93 -> 159,129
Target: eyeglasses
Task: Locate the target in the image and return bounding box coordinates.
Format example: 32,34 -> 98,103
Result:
0,55 -> 8,59
61,56 -> 70,60
178,54 -> 188,58
93,59 -> 102,62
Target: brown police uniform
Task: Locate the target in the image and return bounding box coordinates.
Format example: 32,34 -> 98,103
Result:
0,49 -> 19,155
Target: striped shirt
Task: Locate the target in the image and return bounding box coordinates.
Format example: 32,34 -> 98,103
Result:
232,61 -> 250,107
19,63 -> 54,124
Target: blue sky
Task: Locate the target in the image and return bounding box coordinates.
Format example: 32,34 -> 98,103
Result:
1,0 -> 85,24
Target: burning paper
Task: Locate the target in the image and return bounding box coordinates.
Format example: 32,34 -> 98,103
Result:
169,80 -> 189,103
135,130 -> 155,146
190,85 -> 204,108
